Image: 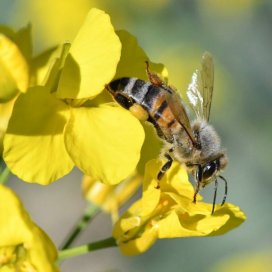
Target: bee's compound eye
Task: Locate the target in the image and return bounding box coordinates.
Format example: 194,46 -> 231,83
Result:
202,161 -> 217,180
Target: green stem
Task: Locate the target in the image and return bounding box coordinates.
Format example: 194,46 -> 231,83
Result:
60,204 -> 101,250
0,167 -> 10,185
58,237 -> 117,262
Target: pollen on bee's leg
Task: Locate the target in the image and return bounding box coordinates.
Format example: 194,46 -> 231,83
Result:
129,104 -> 149,121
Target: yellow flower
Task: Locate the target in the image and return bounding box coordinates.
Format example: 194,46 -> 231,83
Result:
113,160 -> 246,255
3,8 -> 166,186
12,0 -> 97,48
0,26 -> 30,154
0,26 -> 30,102
83,174 -> 142,222
0,25 -> 57,155
0,184 -> 58,271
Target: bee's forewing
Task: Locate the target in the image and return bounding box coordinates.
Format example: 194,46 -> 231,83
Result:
187,70 -> 204,118
187,52 -> 214,121
201,52 -> 214,121
165,91 -> 198,146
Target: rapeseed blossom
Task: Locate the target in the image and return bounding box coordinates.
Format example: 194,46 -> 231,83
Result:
3,9 -> 166,185
0,185 -> 58,271
113,160 -> 246,255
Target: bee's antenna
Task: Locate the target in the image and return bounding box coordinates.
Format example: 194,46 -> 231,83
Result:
211,179 -> 218,214
219,175 -> 228,206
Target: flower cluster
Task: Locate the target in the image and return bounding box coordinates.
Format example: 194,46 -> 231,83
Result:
0,7 -> 246,268
113,160 -> 246,255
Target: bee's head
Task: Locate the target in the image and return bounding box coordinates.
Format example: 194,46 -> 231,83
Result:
196,153 -> 228,186
192,153 -> 228,214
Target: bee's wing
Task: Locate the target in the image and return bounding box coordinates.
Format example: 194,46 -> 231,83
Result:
187,52 -> 214,121
165,91 -> 198,147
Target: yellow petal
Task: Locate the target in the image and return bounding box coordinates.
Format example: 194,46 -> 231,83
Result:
14,24 -> 32,61
12,0 -> 94,47
28,225 -> 59,272
0,185 -> 58,271
0,34 -> 29,102
57,8 -> 121,99
118,226 -> 158,256
64,104 -> 144,184
165,194 -> 246,236
0,185 -> 33,247
0,97 -> 17,154
140,159 -> 193,216
3,86 -> 74,184
160,160 -> 194,197
113,200 -> 142,237
140,161 -> 161,216
157,210 -> 202,238
113,199 -> 159,255
83,174 -> 141,215
208,203 -> 247,236
43,43 -> 71,91
114,30 -> 168,80
136,122 -> 162,175
31,46 -> 58,85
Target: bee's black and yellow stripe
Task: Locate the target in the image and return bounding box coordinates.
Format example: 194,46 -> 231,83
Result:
109,78 -> 180,142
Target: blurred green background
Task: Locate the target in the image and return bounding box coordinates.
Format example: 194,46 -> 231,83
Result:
1,0 -> 272,271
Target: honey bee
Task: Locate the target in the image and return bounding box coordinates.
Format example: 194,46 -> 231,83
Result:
107,52 -> 228,214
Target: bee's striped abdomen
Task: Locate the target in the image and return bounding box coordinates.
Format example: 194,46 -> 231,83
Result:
147,91 -> 179,131
109,77 -> 180,142
109,78 -> 158,109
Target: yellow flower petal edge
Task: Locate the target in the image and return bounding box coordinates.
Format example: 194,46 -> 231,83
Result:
113,159 -> 246,255
3,86 -> 74,185
0,34 -> 29,102
57,8 -> 122,99
43,43 -> 71,91
114,30 -> 168,81
0,97 -> 17,154
31,45 -> 58,86
0,185 -> 58,271
118,225 -> 158,256
64,104 -> 145,185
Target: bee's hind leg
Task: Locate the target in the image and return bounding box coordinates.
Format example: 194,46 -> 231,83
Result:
156,153 -> 173,189
145,61 -> 165,87
145,61 -> 173,94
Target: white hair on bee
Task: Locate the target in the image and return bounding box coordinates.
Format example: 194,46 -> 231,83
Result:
192,119 -> 221,158
124,77 -> 137,94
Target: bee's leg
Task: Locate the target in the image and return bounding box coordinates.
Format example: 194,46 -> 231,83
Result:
193,164 -> 202,203
156,153 -> 173,189
145,61 -> 165,87
193,182 -> 201,204
145,61 -> 174,94
211,179 -> 218,214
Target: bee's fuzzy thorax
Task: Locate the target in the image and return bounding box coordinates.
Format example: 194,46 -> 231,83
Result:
192,119 -> 221,160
